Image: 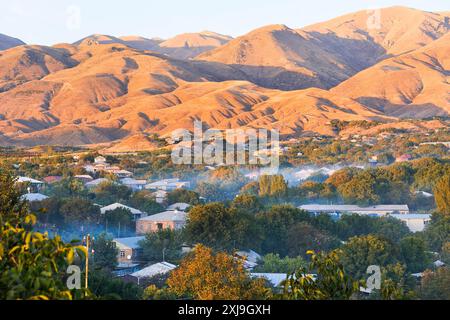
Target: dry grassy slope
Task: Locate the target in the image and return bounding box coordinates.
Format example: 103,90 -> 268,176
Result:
197,7 -> 450,91
196,24 -> 357,90
0,7 -> 449,147
158,31 -> 233,59
0,33 -> 25,51
302,6 -> 450,57
332,32 -> 450,118
74,32 -> 232,60
0,40 -> 391,146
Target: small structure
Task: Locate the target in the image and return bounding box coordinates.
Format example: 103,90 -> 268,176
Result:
136,210 -> 187,235
130,262 -> 177,281
251,273 -> 288,288
167,203 -> 191,211
101,203 -> 146,220
299,204 -> 410,217
85,178 -> 109,189
390,214 -> 432,233
94,156 -> 108,164
16,176 -> 44,192
152,190 -> 168,204
74,175 -> 94,183
396,154 -> 413,163
120,178 -> 147,191
113,236 -> 145,264
43,176 -> 63,184
21,193 -> 49,202
236,250 -> 262,271
146,178 -> 190,191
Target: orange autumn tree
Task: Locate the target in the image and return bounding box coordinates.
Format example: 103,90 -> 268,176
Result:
167,245 -> 270,300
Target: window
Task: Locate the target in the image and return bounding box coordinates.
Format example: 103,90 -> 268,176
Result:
157,223 -> 164,231
120,251 -> 125,258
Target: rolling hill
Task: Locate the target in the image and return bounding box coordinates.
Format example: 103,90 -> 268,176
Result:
0,33 -> 25,51
0,6 -> 448,148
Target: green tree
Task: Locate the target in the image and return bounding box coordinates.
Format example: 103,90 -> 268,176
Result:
92,233 -> 118,271
167,189 -> 200,206
60,198 -> 101,226
399,236 -> 431,273
139,229 -> 184,263
259,175 -> 288,198
253,254 -> 305,274
185,203 -> 259,251
0,170 -> 88,300
167,245 -> 270,300
339,235 -> 397,280
282,251 -> 360,300
257,205 -> 310,256
434,173 -> 450,215
419,267 -> 450,300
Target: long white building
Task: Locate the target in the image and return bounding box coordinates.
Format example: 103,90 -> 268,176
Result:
299,204 -> 410,216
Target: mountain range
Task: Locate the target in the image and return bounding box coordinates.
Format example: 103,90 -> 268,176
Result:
0,6 -> 448,149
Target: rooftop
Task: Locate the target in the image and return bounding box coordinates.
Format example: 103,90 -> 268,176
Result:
21,193 -> 49,202
113,236 -> 145,250
131,262 -> 177,279
167,203 -> 191,211
16,176 -> 43,184
101,203 -> 144,215
390,214 -> 432,220
299,204 -> 409,212
138,210 -> 187,222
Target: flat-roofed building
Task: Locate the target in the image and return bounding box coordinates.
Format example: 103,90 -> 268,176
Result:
390,214 -> 432,233
136,210 -> 187,235
299,204 -> 410,216
113,236 -> 145,264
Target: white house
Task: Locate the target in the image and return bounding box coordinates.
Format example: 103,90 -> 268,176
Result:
390,214 -> 432,233
167,203 -> 191,211
299,204 -> 410,216
101,203 -> 147,220
251,273 -> 288,287
152,190 -> 168,204
120,178 -> 147,191
85,178 -> 110,189
145,178 -> 190,191
21,193 -> 49,202
131,262 -> 177,281
94,156 -> 108,164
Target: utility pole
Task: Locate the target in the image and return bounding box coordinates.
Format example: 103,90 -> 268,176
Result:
85,234 -> 90,290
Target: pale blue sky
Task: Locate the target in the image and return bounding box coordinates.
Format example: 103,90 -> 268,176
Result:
1,0 -> 449,45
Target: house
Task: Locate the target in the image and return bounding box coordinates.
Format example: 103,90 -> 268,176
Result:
396,154 -> 413,163
16,177 -> 44,192
130,262 -> 177,282
101,203 -> 147,220
43,176 -> 63,184
414,191 -> 433,198
235,250 -> 262,270
136,210 -> 187,235
120,178 -> 147,191
74,175 -> 94,183
167,203 -> 191,211
152,190 -> 168,204
299,204 -> 410,217
109,169 -> 133,179
113,236 -> 145,264
85,178 -> 109,189
251,273 -> 288,288
94,156 -> 108,164
390,214 -> 432,233
145,178 -> 190,191
21,193 -> 49,202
